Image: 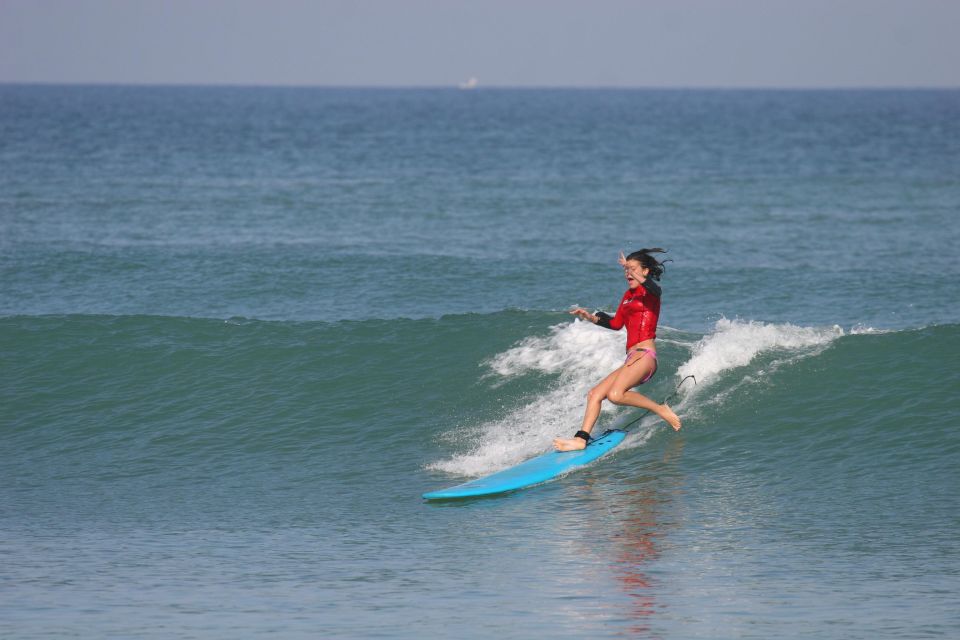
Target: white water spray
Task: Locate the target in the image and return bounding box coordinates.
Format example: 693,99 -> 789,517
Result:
429,318 -> 845,477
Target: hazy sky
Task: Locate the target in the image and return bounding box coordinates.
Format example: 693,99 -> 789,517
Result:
2,0 -> 958,87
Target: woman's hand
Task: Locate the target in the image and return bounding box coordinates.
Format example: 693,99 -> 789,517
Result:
569,307 -> 597,323
627,265 -> 647,284
620,251 -> 647,283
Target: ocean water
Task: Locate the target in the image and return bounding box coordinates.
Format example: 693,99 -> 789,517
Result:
1,85 -> 959,638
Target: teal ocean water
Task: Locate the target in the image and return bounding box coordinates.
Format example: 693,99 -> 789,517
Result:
2,86 -> 959,638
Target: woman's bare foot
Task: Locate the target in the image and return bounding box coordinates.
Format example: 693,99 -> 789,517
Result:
656,403 -> 682,431
553,436 -> 588,451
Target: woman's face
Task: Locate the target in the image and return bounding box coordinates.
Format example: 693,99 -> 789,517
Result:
624,259 -> 649,287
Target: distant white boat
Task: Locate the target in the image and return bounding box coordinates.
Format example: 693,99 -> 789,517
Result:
459,77 -> 479,90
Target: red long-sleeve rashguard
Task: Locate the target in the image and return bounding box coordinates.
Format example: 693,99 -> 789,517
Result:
595,279 -> 662,350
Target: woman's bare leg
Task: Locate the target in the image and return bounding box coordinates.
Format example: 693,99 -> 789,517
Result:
609,389 -> 681,431
607,359 -> 682,431
553,369 -> 620,451
554,352 -> 682,451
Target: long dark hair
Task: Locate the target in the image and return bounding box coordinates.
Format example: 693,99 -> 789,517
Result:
626,248 -> 670,281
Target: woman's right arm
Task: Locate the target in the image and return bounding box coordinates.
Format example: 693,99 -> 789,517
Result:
569,307 -> 599,323
571,293 -> 626,330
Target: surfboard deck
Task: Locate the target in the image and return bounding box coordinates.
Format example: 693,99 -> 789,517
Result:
422,429 -> 627,500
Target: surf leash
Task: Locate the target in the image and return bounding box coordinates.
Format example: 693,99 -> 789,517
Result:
619,374 -> 697,433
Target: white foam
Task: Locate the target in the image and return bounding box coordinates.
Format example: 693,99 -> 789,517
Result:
429,319 -> 626,477
850,324 -> 889,335
486,318 -> 623,378
429,318 -> 846,478
677,318 -> 843,386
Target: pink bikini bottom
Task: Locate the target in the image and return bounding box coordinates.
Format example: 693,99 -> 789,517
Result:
624,347 -> 658,385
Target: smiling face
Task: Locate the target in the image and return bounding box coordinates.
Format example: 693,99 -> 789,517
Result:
623,259 -> 650,288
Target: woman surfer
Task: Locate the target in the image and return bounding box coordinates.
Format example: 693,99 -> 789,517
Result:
554,248 -> 681,451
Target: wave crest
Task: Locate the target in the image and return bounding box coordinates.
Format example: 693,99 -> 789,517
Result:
678,318 -> 843,386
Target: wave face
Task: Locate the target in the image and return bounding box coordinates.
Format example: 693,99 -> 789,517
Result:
4,313 -> 956,493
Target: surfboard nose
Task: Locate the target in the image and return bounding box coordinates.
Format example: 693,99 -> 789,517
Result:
422,430 -> 627,500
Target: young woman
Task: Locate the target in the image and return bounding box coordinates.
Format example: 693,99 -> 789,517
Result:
554,248 -> 682,451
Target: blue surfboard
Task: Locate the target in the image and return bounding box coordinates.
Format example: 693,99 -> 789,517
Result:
422,429 -> 627,500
